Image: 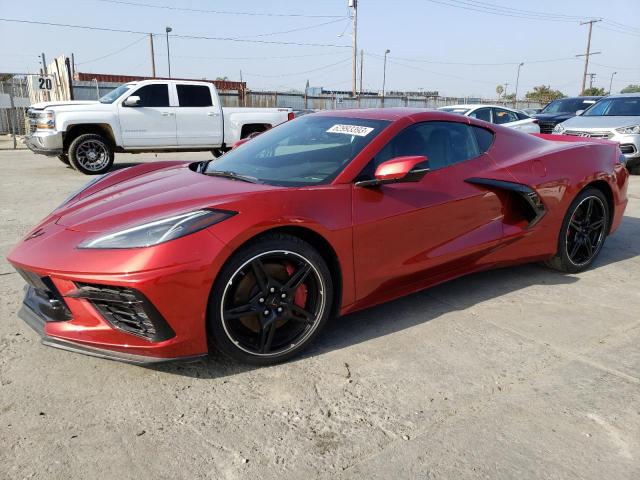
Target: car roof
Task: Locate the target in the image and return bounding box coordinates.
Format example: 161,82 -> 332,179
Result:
440,104 -> 519,111
314,107 -> 457,121
603,93 -> 640,99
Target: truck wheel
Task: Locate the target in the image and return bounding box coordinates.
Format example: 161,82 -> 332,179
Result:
57,154 -> 70,165
211,148 -> 228,158
68,133 -> 114,175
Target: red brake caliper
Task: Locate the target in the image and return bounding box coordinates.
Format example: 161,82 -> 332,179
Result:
285,263 -> 308,307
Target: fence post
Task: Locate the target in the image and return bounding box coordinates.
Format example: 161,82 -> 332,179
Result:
8,78 -> 17,149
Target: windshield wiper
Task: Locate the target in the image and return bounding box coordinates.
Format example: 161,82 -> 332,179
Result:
204,169 -> 259,184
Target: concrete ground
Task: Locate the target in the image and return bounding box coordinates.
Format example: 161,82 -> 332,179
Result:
1,149 -> 639,480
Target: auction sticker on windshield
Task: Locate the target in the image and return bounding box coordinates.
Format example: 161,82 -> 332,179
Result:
326,124 -> 374,136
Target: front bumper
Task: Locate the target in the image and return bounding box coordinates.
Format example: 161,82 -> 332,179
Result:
554,129 -> 640,165
7,224 -> 232,364
25,130 -> 63,156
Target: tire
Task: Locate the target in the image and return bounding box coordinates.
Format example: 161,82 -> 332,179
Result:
208,233 -> 334,365
544,187 -> 609,273
57,154 -> 70,165
68,133 -> 114,175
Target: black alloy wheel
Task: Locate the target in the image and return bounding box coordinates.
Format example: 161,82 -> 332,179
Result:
545,187 -> 609,273
208,234 -> 333,365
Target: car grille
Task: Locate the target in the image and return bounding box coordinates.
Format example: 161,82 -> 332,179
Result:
67,283 -> 176,342
538,121 -> 556,134
17,269 -> 72,321
564,130 -> 614,139
620,144 -> 637,155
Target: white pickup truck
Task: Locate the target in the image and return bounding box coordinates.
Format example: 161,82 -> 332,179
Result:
25,79 -> 294,174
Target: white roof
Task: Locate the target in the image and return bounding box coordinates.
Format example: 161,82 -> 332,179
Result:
439,104 -> 516,111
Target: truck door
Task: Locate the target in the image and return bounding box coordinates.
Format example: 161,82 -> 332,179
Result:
175,84 -> 223,147
118,83 -> 177,147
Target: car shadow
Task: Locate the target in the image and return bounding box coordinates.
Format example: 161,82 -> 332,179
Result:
151,214 -> 640,379
109,162 -> 144,171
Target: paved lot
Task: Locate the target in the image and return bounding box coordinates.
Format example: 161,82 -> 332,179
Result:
1,150 -> 639,480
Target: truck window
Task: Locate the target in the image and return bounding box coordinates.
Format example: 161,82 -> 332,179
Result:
177,85 -> 213,107
132,84 -> 170,107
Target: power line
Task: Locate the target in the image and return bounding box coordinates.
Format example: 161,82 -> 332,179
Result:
422,0 -> 578,22
597,24 -> 640,38
76,35 -> 147,65
0,18 -> 351,48
234,18 -> 348,39
243,58 -> 351,78
96,0 -> 345,18
366,52 -> 579,67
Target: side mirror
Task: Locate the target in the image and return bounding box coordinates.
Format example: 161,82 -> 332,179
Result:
575,109 -> 584,116
355,156 -> 429,187
124,95 -> 141,107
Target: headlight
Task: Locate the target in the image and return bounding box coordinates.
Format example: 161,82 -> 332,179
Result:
35,110 -> 55,130
553,123 -> 565,133
78,209 -> 235,249
615,125 -> 640,135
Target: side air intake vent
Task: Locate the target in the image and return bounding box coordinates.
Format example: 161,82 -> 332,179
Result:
67,283 -> 175,342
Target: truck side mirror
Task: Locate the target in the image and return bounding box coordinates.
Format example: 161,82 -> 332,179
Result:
124,96 -> 141,107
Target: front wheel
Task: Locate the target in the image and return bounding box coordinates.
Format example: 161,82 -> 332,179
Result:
208,234 -> 333,365
68,133 -> 114,175
545,187 -> 609,273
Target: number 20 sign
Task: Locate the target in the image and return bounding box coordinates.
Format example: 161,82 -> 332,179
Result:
37,76 -> 53,91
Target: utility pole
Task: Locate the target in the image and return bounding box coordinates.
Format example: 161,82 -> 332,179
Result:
587,73 -> 596,89
40,53 -> 47,75
149,33 -> 156,77
609,71 -> 617,94
577,19 -> 601,94
382,49 -> 390,103
503,82 -> 510,104
359,49 -> 363,94
514,63 -> 524,108
165,26 -> 172,78
349,0 -> 358,97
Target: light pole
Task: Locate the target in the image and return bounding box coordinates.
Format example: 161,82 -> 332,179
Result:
609,71 -> 617,94
165,26 -> 172,78
514,62 -> 524,108
382,49 -> 390,103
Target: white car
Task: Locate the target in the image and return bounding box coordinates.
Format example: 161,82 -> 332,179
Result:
438,104 -> 540,133
26,80 -> 294,174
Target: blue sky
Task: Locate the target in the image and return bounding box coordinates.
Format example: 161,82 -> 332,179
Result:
0,0 -> 638,97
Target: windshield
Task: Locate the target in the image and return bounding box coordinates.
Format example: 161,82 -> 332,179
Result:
205,115 -> 390,186
582,96 -> 640,117
541,98 -> 598,114
99,84 -> 134,104
439,107 -> 470,115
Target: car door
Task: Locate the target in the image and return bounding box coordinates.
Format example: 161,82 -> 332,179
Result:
175,83 -> 223,146
492,107 -> 531,130
352,121 -> 504,303
118,83 -> 177,147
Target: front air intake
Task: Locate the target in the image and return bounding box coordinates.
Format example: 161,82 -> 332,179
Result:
67,283 -> 175,342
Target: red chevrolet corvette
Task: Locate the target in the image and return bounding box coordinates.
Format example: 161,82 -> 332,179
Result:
7,109 -> 629,365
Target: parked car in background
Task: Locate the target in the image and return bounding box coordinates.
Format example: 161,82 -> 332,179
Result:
553,93 -> 640,173
438,104 -> 540,133
25,80 -> 294,174
534,96 -> 601,134
521,107 -> 542,116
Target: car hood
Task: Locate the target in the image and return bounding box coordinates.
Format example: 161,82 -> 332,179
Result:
534,112 -> 575,122
560,115 -> 640,129
54,162 -> 281,233
30,100 -> 99,110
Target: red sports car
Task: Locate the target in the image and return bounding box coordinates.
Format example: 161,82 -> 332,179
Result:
7,109 -> 629,365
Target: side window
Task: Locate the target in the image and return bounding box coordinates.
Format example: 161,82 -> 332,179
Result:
177,85 -> 213,107
130,84 -> 169,107
469,108 -> 491,123
359,121 -> 481,179
471,126 -> 494,153
492,108 -> 519,124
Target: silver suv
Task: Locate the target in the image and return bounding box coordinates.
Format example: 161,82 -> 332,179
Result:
553,93 -> 640,173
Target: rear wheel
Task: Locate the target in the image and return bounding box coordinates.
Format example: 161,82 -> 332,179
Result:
68,133 -> 114,175
545,187 -> 609,273
208,234 -> 333,365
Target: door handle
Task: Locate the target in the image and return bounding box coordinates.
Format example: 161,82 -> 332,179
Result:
207,112 -> 220,117
161,112 -> 174,116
